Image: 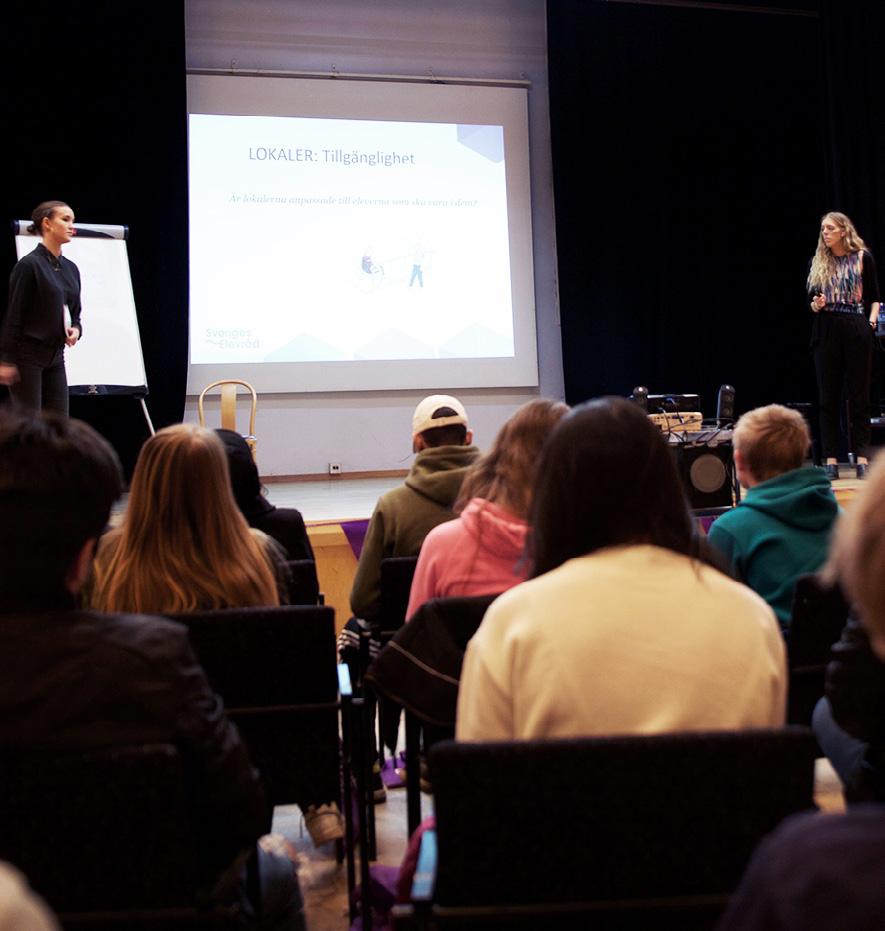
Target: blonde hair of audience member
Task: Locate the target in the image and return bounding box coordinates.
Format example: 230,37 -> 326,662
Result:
823,454 -> 885,659
89,423 -> 279,613
733,404 -> 811,486
455,398 -> 570,519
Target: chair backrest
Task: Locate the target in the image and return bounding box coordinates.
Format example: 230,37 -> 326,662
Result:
428,728 -> 818,922
787,574 -> 850,725
0,744 -> 210,920
286,558 -> 321,605
366,593 -> 498,726
379,556 -> 419,635
197,379 -> 258,457
170,605 -> 339,808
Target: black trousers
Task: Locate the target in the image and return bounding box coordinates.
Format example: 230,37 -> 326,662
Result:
812,312 -> 872,460
8,340 -> 69,416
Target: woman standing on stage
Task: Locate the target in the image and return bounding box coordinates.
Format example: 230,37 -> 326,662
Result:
0,201 -> 82,415
808,211 -> 881,480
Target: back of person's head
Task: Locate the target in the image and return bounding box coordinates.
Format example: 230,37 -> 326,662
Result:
91,423 -> 278,613
215,428 -> 264,514
456,398 -> 570,519
530,396 -> 693,578
0,410 -> 122,606
824,455 -> 885,656
412,394 -> 470,448
733,404 -> 810,482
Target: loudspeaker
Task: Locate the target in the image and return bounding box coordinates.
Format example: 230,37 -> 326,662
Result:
717,384 -> 736,425
671,442 -> 735,509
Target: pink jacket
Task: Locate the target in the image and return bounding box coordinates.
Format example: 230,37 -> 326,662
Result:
406,497 -> 529,620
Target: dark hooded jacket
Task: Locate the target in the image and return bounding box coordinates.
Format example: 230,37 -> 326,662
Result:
707,466 -> 839,630
350,443 -> 479,624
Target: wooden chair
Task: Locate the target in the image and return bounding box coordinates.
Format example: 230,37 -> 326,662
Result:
198,379 -> 258,458
285,558 -> 322,605
394,728 -> 819,930
166,605 -> 365,910
366,593 -> 498,835
0,744 -> 240,928
786,574 -> 850,725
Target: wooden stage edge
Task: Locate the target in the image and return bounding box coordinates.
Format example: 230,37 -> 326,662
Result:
263,469 -> 408,483
301,471 -> 861,636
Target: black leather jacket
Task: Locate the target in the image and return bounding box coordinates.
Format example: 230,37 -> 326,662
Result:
0,603 -> 268,880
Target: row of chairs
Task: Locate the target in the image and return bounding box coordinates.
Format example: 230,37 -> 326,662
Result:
0,556 -> 850,928
365,559 -> 851,837
0,598 -> 375,929
361,564 -> 846,928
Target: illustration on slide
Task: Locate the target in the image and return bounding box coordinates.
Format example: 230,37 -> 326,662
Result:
408,243 -> 426,288
360,253 -> 385,282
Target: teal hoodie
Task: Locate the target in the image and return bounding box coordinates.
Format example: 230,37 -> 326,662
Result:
707,466 -> 839,630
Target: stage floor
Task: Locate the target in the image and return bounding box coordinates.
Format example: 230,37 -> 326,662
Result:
263,475 -> 401,523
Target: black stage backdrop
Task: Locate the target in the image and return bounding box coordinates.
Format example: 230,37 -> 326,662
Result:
820,0 -> 885,413
1,2 -> 187,476
548,0 -> 827,418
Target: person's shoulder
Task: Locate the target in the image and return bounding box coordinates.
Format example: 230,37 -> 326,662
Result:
423,513 -> 466,545
265,505 -> 305,524
707,505 -> 743,532
760,805 -> 885,870
10,248 -> 41,275
375,480 -> 415,510
60,252 -> 80,274
83,609 -> 187,642
693,553 -> 776,615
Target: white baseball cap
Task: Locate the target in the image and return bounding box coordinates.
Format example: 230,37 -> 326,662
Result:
411,395 -> 469,438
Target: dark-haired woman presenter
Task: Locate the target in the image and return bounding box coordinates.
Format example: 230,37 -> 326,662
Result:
808,211 -> 881,480
0,201 -> 82,415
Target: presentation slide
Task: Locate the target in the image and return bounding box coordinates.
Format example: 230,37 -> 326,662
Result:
186,75 -> 538,394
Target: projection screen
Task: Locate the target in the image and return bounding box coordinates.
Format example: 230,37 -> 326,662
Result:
186,74 -> 538,394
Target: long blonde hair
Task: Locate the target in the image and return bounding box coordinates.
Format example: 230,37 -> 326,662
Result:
455,398 -> 570,519
807,211 -> 867,292
89,423 -> 279,613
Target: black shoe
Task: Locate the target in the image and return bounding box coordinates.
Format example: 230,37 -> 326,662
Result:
825,463 -> 839,481
857,462 -> 869,480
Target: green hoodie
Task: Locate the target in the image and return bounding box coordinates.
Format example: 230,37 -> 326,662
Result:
350,443 -> 479,623
707,466 -> 839,631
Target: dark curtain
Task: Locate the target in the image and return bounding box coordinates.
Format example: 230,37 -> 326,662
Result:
1,2 -> 188,477
820,0 -> 885,412
820,0 -> 885,254
548,0 -> 824,417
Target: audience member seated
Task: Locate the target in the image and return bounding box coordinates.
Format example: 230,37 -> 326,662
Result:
0,410 -> 305,929
707,403 -> 838,632
718,454 -> 885,929
406,398 -> 569,620
216,428 -> 315,562
338,394 -> 478,800
348,394 -> 479,628
812,612 -> 885,802
457,396 -> 786,741
87,423 -> 287,613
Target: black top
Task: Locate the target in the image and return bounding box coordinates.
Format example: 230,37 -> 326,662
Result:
718,806 -> 885,930
249,503 -> 315,562
215,428 -> 315,561
1,243 -> 82,364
